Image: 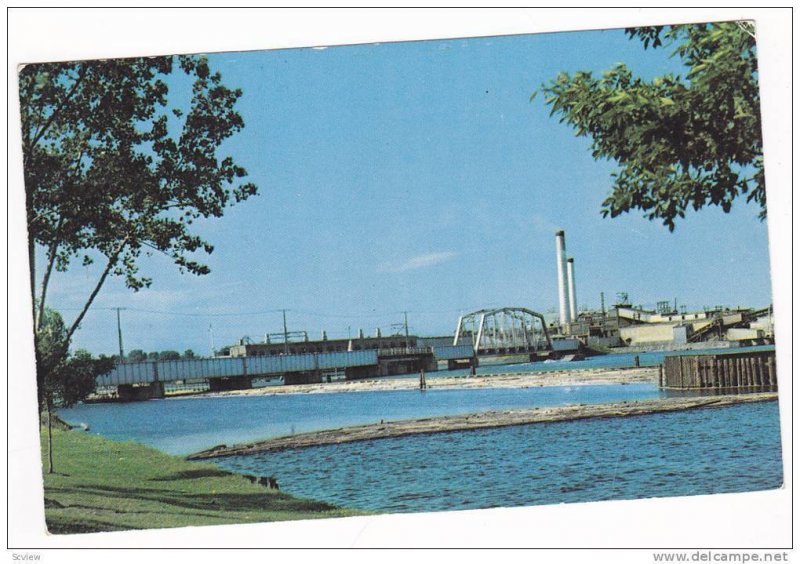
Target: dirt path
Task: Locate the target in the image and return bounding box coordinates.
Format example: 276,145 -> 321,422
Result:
187,392 -> 776,460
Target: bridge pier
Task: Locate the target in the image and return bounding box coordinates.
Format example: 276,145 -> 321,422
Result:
208,377 -> 253,392
344,365 -> 381,380
284,371 -> 323,385
377,355 -> 437,376
447,357 -> 479,371
117,382 -> 165,402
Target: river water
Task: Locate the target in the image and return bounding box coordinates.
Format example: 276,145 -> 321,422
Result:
60,383 -> 670,455
215,401 -> 782,513
58,376 -> 783,514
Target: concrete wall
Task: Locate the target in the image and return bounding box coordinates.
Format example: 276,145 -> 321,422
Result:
672,325 -> 690,345
726,328 -> 764,341
616,307 -> 708,324
690,319 -> 713,332
587,335 -> 622,348
749,316 -> 773,333
619,324 -> 678,345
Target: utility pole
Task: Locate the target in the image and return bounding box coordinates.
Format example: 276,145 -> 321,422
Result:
115,308 -> 125,362
282,309 -> 289,354
600,292 -> 605,316
403,311 -> 409,348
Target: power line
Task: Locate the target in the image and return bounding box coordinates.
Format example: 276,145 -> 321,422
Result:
58,306 -> 285,318
56,304 -> 494,320
288,306 -> 484,319
287,308 -> 407,319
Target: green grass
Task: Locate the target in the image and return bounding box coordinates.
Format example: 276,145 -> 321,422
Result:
41,428 -> 360,534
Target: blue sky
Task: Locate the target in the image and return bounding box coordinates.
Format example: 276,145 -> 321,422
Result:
39,28 -> 774,356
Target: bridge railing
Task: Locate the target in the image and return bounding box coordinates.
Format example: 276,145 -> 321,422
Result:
376,346 -> 433,357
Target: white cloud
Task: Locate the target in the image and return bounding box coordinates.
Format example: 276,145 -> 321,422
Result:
379,251 -> 459,273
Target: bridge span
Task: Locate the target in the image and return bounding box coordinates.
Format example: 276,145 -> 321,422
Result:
96,344 -> 474,401
454,307 -> 553,358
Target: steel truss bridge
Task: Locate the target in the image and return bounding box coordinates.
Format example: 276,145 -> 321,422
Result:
454,307 -> 552,356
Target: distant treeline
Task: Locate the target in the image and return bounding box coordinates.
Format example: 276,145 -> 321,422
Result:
122,349 -> 198,362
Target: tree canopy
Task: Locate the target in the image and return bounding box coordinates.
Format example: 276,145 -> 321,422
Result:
20,54 -> 257,401
37,307 -> 114,408
127,349 -> 147,363
537,22 -> 763,230
158,350 -> 181,361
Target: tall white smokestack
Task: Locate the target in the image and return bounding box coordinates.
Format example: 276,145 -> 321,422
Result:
555,230 -> 569,327
567,257 -> 578,322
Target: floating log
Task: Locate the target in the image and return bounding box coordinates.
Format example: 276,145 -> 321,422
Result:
187,393 -> 777,460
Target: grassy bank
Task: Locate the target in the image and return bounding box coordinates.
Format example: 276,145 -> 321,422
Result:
41,428 -> 359,534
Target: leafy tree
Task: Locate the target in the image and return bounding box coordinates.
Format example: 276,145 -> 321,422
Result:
35,306 -> 69,401
38,308 -> 114,473
183,349 -> 196,359
158,350 -> 181,361
20,54 -> 257,404
127,349 -> 147,362
147,351 -> 160,361
49,349 -> 115,408
536,22 -> 763,230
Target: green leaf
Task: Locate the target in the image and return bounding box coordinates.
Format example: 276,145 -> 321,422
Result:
534,23 -> 764,230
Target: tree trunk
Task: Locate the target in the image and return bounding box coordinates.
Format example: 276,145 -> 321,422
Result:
47,397 -> 54,474
35,217 -> 63,333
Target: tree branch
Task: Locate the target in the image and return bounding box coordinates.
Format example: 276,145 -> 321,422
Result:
27,66 -> 88,155
64,236 -> 129,345
139,239 -> 176,259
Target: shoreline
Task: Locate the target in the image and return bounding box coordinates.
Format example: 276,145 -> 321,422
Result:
42,428 -> 359,534
187,392 -> 777,460
184,366 -> 660,399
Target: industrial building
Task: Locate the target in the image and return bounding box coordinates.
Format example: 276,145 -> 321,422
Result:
558,304 -> 772,349
550,231 -> 773,350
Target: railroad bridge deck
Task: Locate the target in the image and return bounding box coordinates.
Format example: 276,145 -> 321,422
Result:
96,343 -> 475,400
